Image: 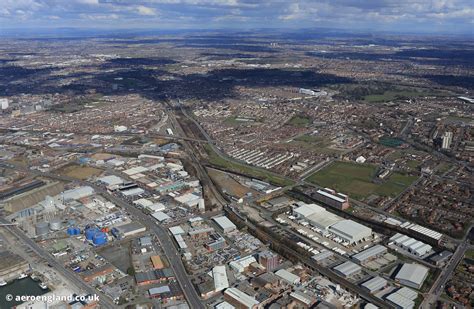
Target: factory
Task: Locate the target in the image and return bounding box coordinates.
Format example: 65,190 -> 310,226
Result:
333,261 -> 362,278
224,287 -> 259,309
112,222 -> 146,238
328,220 -> 372,244
212,265 -> 229,292
213,216 -> 237,234
313,188 -> 350,210
361,276 -> 387,293
395,263 -> 429,289
352,245 -> 387,265
385,287 -> 418,309
275,269 -> 301,285
389,233 -> 432,257
229,255 -> 257,273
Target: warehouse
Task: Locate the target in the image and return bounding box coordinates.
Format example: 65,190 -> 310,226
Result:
152,211 -> 170,222
213,216 -> 237,234
352,245 -> 387,264
293,202 -> 326,219
329,220 -> 372,244
229,255 -> 256,273
97,175 -> 124,187
361,276 -> 387,293
389,233 -> 432,257
120,187 -> 145,197
385,287 -> 418,309
395,263 -> 429,289
275,269 -> 301,285
61,186 -> 94,201
224,288 -> 259,309
333,261 -> 362,278
114,222 -> 146,238
312,250 -> 334,262
308,211 -> 343,231
212,265 -> 229,292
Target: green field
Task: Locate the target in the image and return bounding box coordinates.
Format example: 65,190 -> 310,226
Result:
306,161 -> 418,200
204,144 -> 294,187
364,88 -> 446,103
288,115 -> 311,127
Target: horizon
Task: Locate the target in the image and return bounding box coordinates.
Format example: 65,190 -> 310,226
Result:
0,0 -> 473,37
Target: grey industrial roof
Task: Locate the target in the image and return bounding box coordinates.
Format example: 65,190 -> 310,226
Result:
213,216 -> 236,230
361,276 -> 387,292
352,245 -> 387,263
329,219 -> 372,239
312,250 -> 334,261
395,263 -> 429,287
386,289 -> 416,309
333,261 -> 362,277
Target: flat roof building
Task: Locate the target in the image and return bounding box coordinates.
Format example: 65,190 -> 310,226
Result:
385,287 -> 418,309
329,220 -> 372,244
275,269 -> 300,285
213,216 -> 237,234
213,265 -> 229,292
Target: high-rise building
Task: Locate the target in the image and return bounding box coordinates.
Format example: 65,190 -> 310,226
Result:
0,98 -> 9,110
258,251 -> 279,272
442,132 -> 453,149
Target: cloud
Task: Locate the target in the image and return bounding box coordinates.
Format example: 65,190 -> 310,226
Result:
0,0 -> 472,34
136,5 -> 157,16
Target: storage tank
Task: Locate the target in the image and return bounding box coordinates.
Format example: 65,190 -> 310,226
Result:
67,227 -> 75,236
36,222 -> 49,236
92,232 -> 107,246
74,227 -> 81,235
85,228 -> 99,240
49,219 -> 62,231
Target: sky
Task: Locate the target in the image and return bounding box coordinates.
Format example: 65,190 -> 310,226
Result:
0,0 -> 473,35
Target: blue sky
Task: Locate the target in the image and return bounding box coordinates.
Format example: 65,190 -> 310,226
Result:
0,0 -> 473,34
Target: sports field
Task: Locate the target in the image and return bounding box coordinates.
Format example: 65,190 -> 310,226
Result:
306,161 -> 417,200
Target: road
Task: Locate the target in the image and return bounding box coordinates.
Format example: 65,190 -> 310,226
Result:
420,232 -> 470,308
0,218 -> 116,309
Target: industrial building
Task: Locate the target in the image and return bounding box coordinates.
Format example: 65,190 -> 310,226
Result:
113,222 -> 146,238
312,250 -> 334,262
329,220 -> 372,244
275,269 -> 301,285
389,233 -> 432,257
385,287 -> 418,309
61,186 -> 94,201
224,287 -> 259,309
395,263 -> 429,289
293,202 -> 343,230
0,251 -> 30,282
212,265 -> 229,292
313,188 -> 350,210
352,245 -> 387,264
333,261 -> 362,278
361,276 -> 387,293
229,255 -> 256,273
213,216 -> 237,234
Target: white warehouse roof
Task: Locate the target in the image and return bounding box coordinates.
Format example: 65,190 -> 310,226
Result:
61,186 -> 94,200
329,220 -> 372,243
308,211 -> 343,230
213,216 -> 236,231
224,288 -> 259,309
212,265 -> 229,292
352,245 -> 387,263
293,203 -> 326,218
275,269 -> 300,284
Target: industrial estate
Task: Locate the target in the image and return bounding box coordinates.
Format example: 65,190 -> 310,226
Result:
0,16 -> 473,309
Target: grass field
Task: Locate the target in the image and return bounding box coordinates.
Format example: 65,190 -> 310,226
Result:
292,134 -> 343,155
288,115 -> 311,127
307,161 -> 417,200
57,164 -> 102,180
364,88 -> 447,103
204,144 -> 294,187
